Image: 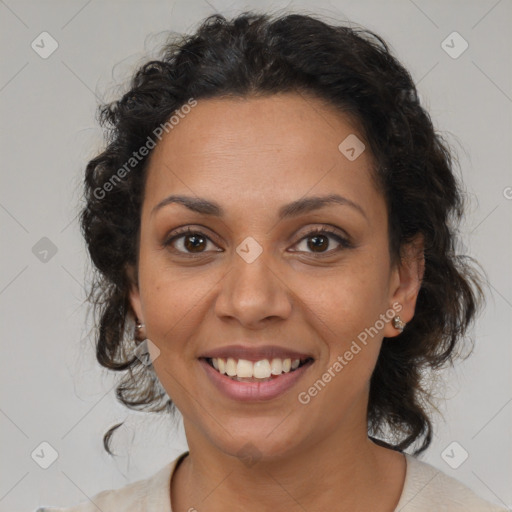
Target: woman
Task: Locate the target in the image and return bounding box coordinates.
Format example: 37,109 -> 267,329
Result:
36,11 -> 507,512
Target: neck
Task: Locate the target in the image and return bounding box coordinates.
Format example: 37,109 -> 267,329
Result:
171,423 -> 406,511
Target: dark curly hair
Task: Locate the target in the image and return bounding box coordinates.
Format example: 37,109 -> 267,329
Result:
80,11 -> 485,456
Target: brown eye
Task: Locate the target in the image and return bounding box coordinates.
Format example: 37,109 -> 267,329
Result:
164,228 -> 219,254
182,233 -> 207,252
292,227 -> 351,254
307,234 -> 330,252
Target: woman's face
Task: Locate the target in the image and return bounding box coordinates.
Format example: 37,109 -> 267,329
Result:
129,93 -> 422,461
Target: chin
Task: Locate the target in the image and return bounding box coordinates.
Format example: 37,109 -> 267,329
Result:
205,421 -> 305,465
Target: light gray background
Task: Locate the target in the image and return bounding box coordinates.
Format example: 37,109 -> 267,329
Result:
1,0 -> 511,510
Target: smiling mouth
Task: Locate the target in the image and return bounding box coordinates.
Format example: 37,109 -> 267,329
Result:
201,356 -> 314,382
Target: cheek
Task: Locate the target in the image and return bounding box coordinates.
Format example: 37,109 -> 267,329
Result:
294,255 -> 389,381
138,236 -> 202,310
137,249 -> 208,357
139,267 -> 209,410
296,276 -> 385,419
142,277 -> 204,350
299,257 -> 390,336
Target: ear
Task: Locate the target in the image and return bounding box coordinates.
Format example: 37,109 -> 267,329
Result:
126,264 -> 144,324
383,233 -> 425,338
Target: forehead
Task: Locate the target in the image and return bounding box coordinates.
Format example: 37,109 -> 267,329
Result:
143,93 -> 383,221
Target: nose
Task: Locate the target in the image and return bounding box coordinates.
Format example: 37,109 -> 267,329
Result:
213,247 -> 293,328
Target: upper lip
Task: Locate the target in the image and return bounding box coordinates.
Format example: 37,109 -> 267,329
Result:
200,345 -> 314,362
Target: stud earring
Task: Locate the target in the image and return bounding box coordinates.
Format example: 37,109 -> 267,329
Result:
392,316 -> 406,332
134,320 -> 146,343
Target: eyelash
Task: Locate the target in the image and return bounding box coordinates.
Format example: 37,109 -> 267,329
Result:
163,226 -> 352,256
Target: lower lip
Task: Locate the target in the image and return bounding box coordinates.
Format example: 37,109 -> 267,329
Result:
199,358 -> 314,401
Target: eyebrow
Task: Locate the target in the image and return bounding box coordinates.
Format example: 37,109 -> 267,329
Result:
151,193 -> 367,221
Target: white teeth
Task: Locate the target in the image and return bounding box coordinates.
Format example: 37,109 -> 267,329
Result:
226,357 -> 237,376
270,358 -> 282,375
236,359 -> 253,378
253,359 -> 272,379
210,357 -> 305,379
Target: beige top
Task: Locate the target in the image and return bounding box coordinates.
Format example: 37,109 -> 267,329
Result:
35,451 -> 508,511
